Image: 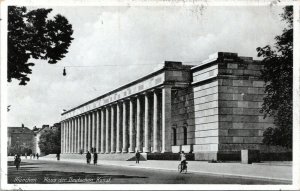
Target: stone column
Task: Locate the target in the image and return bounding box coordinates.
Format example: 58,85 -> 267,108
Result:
88,113 -> 92,152
162,86 -> 172,153
144,93 -> 150,153
105,107 -> 110,153
122,101 -> 128,153
100,108 -> 105,154
77,117 -> 80,153
129,98 -> 135,153
75,117 -> 78,153
64,121 -> 67,153
68,120 -> 71,153
61,122 -> 63,153
136,96 -> 142,152
84,114 -> 88,152
67,120 -> 70,153
153,90 -> 159,153
96,110 -> 100,153
74,118 -> 77,153
92,111 -> 96,150
116,102 -> 122,153
111,105 -> 115,153
71,118 -> 74,153
80,115 -> 84,152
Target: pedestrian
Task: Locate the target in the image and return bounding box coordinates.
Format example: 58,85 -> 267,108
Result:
36,153 -> 39,159
14,154 -> 21,171
56,152 -> 60,161
33,153 -> 36,159
25,153 -> 27,159
93,152 -> 98,165
135,150 -> 140,164
179,151 -> 187,173
86,151 -> 91,164
30,154 -> 32,159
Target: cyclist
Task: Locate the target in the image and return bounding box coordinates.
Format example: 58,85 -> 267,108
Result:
180,151 -> 187,173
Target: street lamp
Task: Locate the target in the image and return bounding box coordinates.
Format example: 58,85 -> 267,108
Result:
63,67 -> 67,76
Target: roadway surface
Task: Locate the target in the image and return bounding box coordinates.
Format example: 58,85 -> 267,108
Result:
7,159 -> 288,184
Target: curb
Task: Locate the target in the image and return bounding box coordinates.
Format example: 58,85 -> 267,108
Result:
38,158 -> 292,183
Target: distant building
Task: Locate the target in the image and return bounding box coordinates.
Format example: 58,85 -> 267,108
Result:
8,126 -> 36,156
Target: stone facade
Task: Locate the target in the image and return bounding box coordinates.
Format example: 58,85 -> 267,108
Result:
8,126 -> 36,155
61,52 -> 289,160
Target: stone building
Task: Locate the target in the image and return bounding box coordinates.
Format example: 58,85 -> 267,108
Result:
7,126 -> 36,155
60,52 -> 288,160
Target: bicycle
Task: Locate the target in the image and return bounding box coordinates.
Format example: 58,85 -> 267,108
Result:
178,162 -> 187,173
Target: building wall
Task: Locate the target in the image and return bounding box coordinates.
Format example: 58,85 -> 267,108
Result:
60,52 -> 290,160
8,127 -> 36,156
217,60 -> 274,153
189,52 -> 283,160
171,87 -> 195,148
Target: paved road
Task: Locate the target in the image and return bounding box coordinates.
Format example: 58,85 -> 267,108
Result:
7,159 -> 288,184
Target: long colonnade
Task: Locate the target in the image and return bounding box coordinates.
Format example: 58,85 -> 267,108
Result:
61,86 -> 172,154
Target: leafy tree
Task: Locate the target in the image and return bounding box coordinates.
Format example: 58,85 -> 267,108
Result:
8,6 -> 74,85
38,127 -> 61,155
256,6 -> 293,148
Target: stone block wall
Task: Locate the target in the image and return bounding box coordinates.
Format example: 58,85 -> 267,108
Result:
217,60 -> 274,153
171,87 -> 195,147
190,52 -> 280,160
169,52 -> 289,160
192,81 -> 219,154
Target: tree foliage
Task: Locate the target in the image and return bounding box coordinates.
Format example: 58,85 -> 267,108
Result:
38,127 -> 61,155
257,6 -> 293,148
8,6 -> 74,85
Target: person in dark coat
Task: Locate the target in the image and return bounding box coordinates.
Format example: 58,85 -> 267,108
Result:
56,152 -> 60,161
86,151 -> 91,164
135,151 -> 140,164
33,153 -> 36,159
93,152 -> 98,165
36,153 -> 39,159
14,154 -> 21,170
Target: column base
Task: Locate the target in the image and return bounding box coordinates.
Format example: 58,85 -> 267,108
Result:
116,150 -> 121,153
143,148 -> 150,153
110,151 -> 115,154
129,149 -> 135,153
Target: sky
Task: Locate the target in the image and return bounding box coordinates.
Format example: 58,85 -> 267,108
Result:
7,5 -> 286,129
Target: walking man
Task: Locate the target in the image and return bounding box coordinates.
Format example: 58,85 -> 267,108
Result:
86,151 -> 91,164
14,154 -> 21,171
135,150 -> 140,164
93,152 -> 98,165
36,153 -> 39,159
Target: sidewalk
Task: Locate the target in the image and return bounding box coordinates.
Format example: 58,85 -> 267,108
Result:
37,157 -> 292,183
